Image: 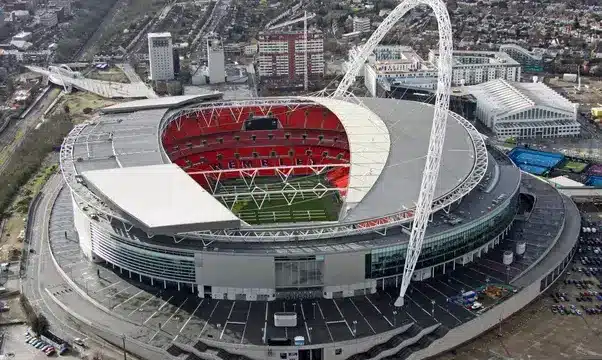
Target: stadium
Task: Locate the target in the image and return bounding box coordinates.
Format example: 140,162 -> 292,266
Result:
59,93 -> 580,360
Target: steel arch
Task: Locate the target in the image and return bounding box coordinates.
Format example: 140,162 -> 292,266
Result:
335,0 -> 453,307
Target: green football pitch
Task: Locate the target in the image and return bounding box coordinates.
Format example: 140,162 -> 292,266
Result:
215,175 -> 342,224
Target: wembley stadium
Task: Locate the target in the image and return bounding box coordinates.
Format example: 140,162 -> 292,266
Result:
58,93 -> 581,360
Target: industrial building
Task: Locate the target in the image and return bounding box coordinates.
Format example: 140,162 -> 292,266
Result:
257,30 -> 324,81
468,79 -> 580,140
206,38 -> 225,84
147,32 -> 175,81
500,44 -> 544,72
428,50 -> 521,86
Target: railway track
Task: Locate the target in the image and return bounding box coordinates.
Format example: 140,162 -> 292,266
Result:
0,89 -> 61,174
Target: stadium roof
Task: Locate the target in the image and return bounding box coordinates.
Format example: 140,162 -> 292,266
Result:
344,98 -> 477,221
101,93 -> 223,113
303,96 -> 390,211
468,79 -> 576,116
62,96 -> 486,239
81,164 -> 241,235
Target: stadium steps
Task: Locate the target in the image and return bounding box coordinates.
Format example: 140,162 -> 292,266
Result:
166,344 -> 188,356
169,341 -> 254,360
344,323 -> 419,360
345,323 -> 444,360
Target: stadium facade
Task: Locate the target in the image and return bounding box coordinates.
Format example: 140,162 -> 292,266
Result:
60,93 -> 580,360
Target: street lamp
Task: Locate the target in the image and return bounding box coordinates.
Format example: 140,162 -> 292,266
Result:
392,310 -> 397,327
121,334 -> 126,360
506,266 -> 510,284
312,302 -> 316,319
352,320 -> 357,335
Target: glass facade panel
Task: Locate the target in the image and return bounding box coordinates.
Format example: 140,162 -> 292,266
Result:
365,193 -> 518,279
91,224 -> 196,283
275,256 -> 324,288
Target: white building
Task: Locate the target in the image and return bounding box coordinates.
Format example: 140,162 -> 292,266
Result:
148,32 -> 174,81
207,38 -> 226,84
428,50 -> 521,86
468,79 -> 580,140
354,45 -> 437,97
352,16 -> 370,33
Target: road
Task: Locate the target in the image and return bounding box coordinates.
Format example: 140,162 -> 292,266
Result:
117,63 -> 145,84
0,88 -> 61,174
22,175 -> 134,360
74,0 -> 125,61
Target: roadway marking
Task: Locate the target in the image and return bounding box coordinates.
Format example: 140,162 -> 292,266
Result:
143,295 -> 173,324
94,281 -> 122,294
332,300 -> 354,337
365,295 -> 393,327
349,298 -> 376,334
227,301 -> 235,319
173,299 -> 204,342
411,285 -> 462,324
196,301 -> 220,340
150,298 -> 188,342
240,302 -> 251,344
316,301 -> 325,320
113,290 -> 144,310
107,285 -> 132,298
128,293 -> 159,316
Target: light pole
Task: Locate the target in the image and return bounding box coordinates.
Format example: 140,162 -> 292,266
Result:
352,320 -> 357,336
392,310 -> 397,327
506,266 -> 510,284
312,302 -> 316,319
122,334 -> 126,360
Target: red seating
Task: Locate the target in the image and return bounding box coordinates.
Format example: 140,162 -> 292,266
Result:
164,104 -> 355,191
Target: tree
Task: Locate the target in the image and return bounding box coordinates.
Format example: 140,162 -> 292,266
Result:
29,314 -> 49,336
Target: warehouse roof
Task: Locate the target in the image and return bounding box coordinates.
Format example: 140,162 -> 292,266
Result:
468,79 -> 576,116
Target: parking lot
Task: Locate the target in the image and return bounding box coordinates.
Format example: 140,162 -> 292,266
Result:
1,325 -> 81,360
48,185 -> 558,352
437,217 -> 602,360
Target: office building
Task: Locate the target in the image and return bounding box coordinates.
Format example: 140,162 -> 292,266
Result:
148,32 -> 175,81
257,30 -> 324,81
468,79 -> 580,140
207,38 -> 226,84
352,16 -> 371,33
38,9 -> 58,27
428,50 -> 521,86
499,44 -> 544,72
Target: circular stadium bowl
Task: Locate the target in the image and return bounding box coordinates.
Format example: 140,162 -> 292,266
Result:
61,96 -> 521,301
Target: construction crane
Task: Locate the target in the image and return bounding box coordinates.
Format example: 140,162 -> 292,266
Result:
267,12 -> 316,31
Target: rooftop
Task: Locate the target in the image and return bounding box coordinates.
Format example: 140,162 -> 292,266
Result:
148,32 -> 172,38
468,79 -> 576,116
81,164 -> 241,235
101,94 -> 223,114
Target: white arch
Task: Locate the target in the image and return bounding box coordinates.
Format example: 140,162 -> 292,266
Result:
334,0 -> 453,307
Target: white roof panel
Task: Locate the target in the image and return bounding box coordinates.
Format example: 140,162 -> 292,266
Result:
101,94 -> 223,113
81,164 -> 240,234
301,96 -> 391,210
